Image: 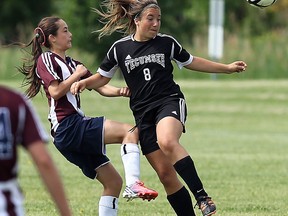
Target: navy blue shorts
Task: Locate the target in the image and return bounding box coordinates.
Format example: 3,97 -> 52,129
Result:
54,113 -> 109,179
136,97 -> 187,155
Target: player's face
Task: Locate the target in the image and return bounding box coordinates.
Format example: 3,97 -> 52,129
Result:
135,7 -> 161,41
50,19 -> 72,52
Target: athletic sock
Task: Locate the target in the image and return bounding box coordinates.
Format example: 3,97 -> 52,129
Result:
174,156 -> 208,200
121,143 -> 140,186
167,186 -> 195,216
99,196 -> 118,216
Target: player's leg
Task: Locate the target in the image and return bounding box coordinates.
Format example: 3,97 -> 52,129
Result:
104,119 -> 140,186
156,116 -> 189,164
145,149 -> 195,216
138,114 -> 195,215
96,162 -> 122,216
157,116 -> 207,196
103,119 -> 138,145
157,116 -> 216,216
103,119 -> 158,201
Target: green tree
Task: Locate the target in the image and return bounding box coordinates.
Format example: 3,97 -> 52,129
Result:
55,0 -> 196,62
158,0 -> 196,42
54,0 -> 116,61
0,0 -> 53,44
185,0 -> 288,37
224,1 -> 287,36
1,0 -> 287,61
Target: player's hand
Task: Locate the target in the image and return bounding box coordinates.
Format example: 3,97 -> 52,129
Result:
71,80 -> 86,95
75,64 -> 88,77
227,61 -> 247,73
119,87 -> 131,97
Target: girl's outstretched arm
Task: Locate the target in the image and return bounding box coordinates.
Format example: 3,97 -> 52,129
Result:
185,56 -> 247,74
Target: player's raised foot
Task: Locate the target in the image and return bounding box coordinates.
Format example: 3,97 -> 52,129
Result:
122,180 -> 158,202
196,196 -> 216,216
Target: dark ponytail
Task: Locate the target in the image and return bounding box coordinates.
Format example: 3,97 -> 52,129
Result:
18,16 -> 61,98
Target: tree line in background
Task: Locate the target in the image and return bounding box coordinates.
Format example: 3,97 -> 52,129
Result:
0,0 -> 194,60
0,0 -> 287,65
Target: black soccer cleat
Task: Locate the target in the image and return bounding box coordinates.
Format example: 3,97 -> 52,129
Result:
196,196 -> 216,216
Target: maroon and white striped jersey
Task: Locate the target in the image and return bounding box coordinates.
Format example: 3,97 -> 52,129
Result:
0,86 -> 48,182
36,51 -> 92,135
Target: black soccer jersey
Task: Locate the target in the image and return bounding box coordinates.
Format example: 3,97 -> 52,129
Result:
98,33 -> 193,113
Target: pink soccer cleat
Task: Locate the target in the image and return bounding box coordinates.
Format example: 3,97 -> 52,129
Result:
123,181 -> 158,201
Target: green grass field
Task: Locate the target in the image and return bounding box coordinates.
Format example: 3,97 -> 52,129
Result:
1,80 -> 287,216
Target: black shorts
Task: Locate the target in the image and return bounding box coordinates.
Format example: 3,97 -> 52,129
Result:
136,97 -> 187,155
54,113 -> 109,179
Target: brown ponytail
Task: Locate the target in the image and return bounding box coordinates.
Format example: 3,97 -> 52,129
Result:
94,0 -> 159,38
18,16 -> 61,98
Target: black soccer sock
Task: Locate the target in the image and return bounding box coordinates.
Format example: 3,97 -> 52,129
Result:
174,156 -> 208,200
167,186 -> 196,216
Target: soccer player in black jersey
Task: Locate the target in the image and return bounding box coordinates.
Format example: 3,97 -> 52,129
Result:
71,1 -> 247,215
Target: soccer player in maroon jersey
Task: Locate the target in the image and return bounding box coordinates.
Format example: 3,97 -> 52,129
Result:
71,1 -> 247,216
18,16 -> 157,216
0,85 -> 71,216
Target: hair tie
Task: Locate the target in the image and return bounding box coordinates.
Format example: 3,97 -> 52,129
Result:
34,27 -> 46,46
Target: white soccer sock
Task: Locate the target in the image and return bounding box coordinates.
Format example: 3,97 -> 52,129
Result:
99,196 -> 118,216
121,143 -> 140,186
